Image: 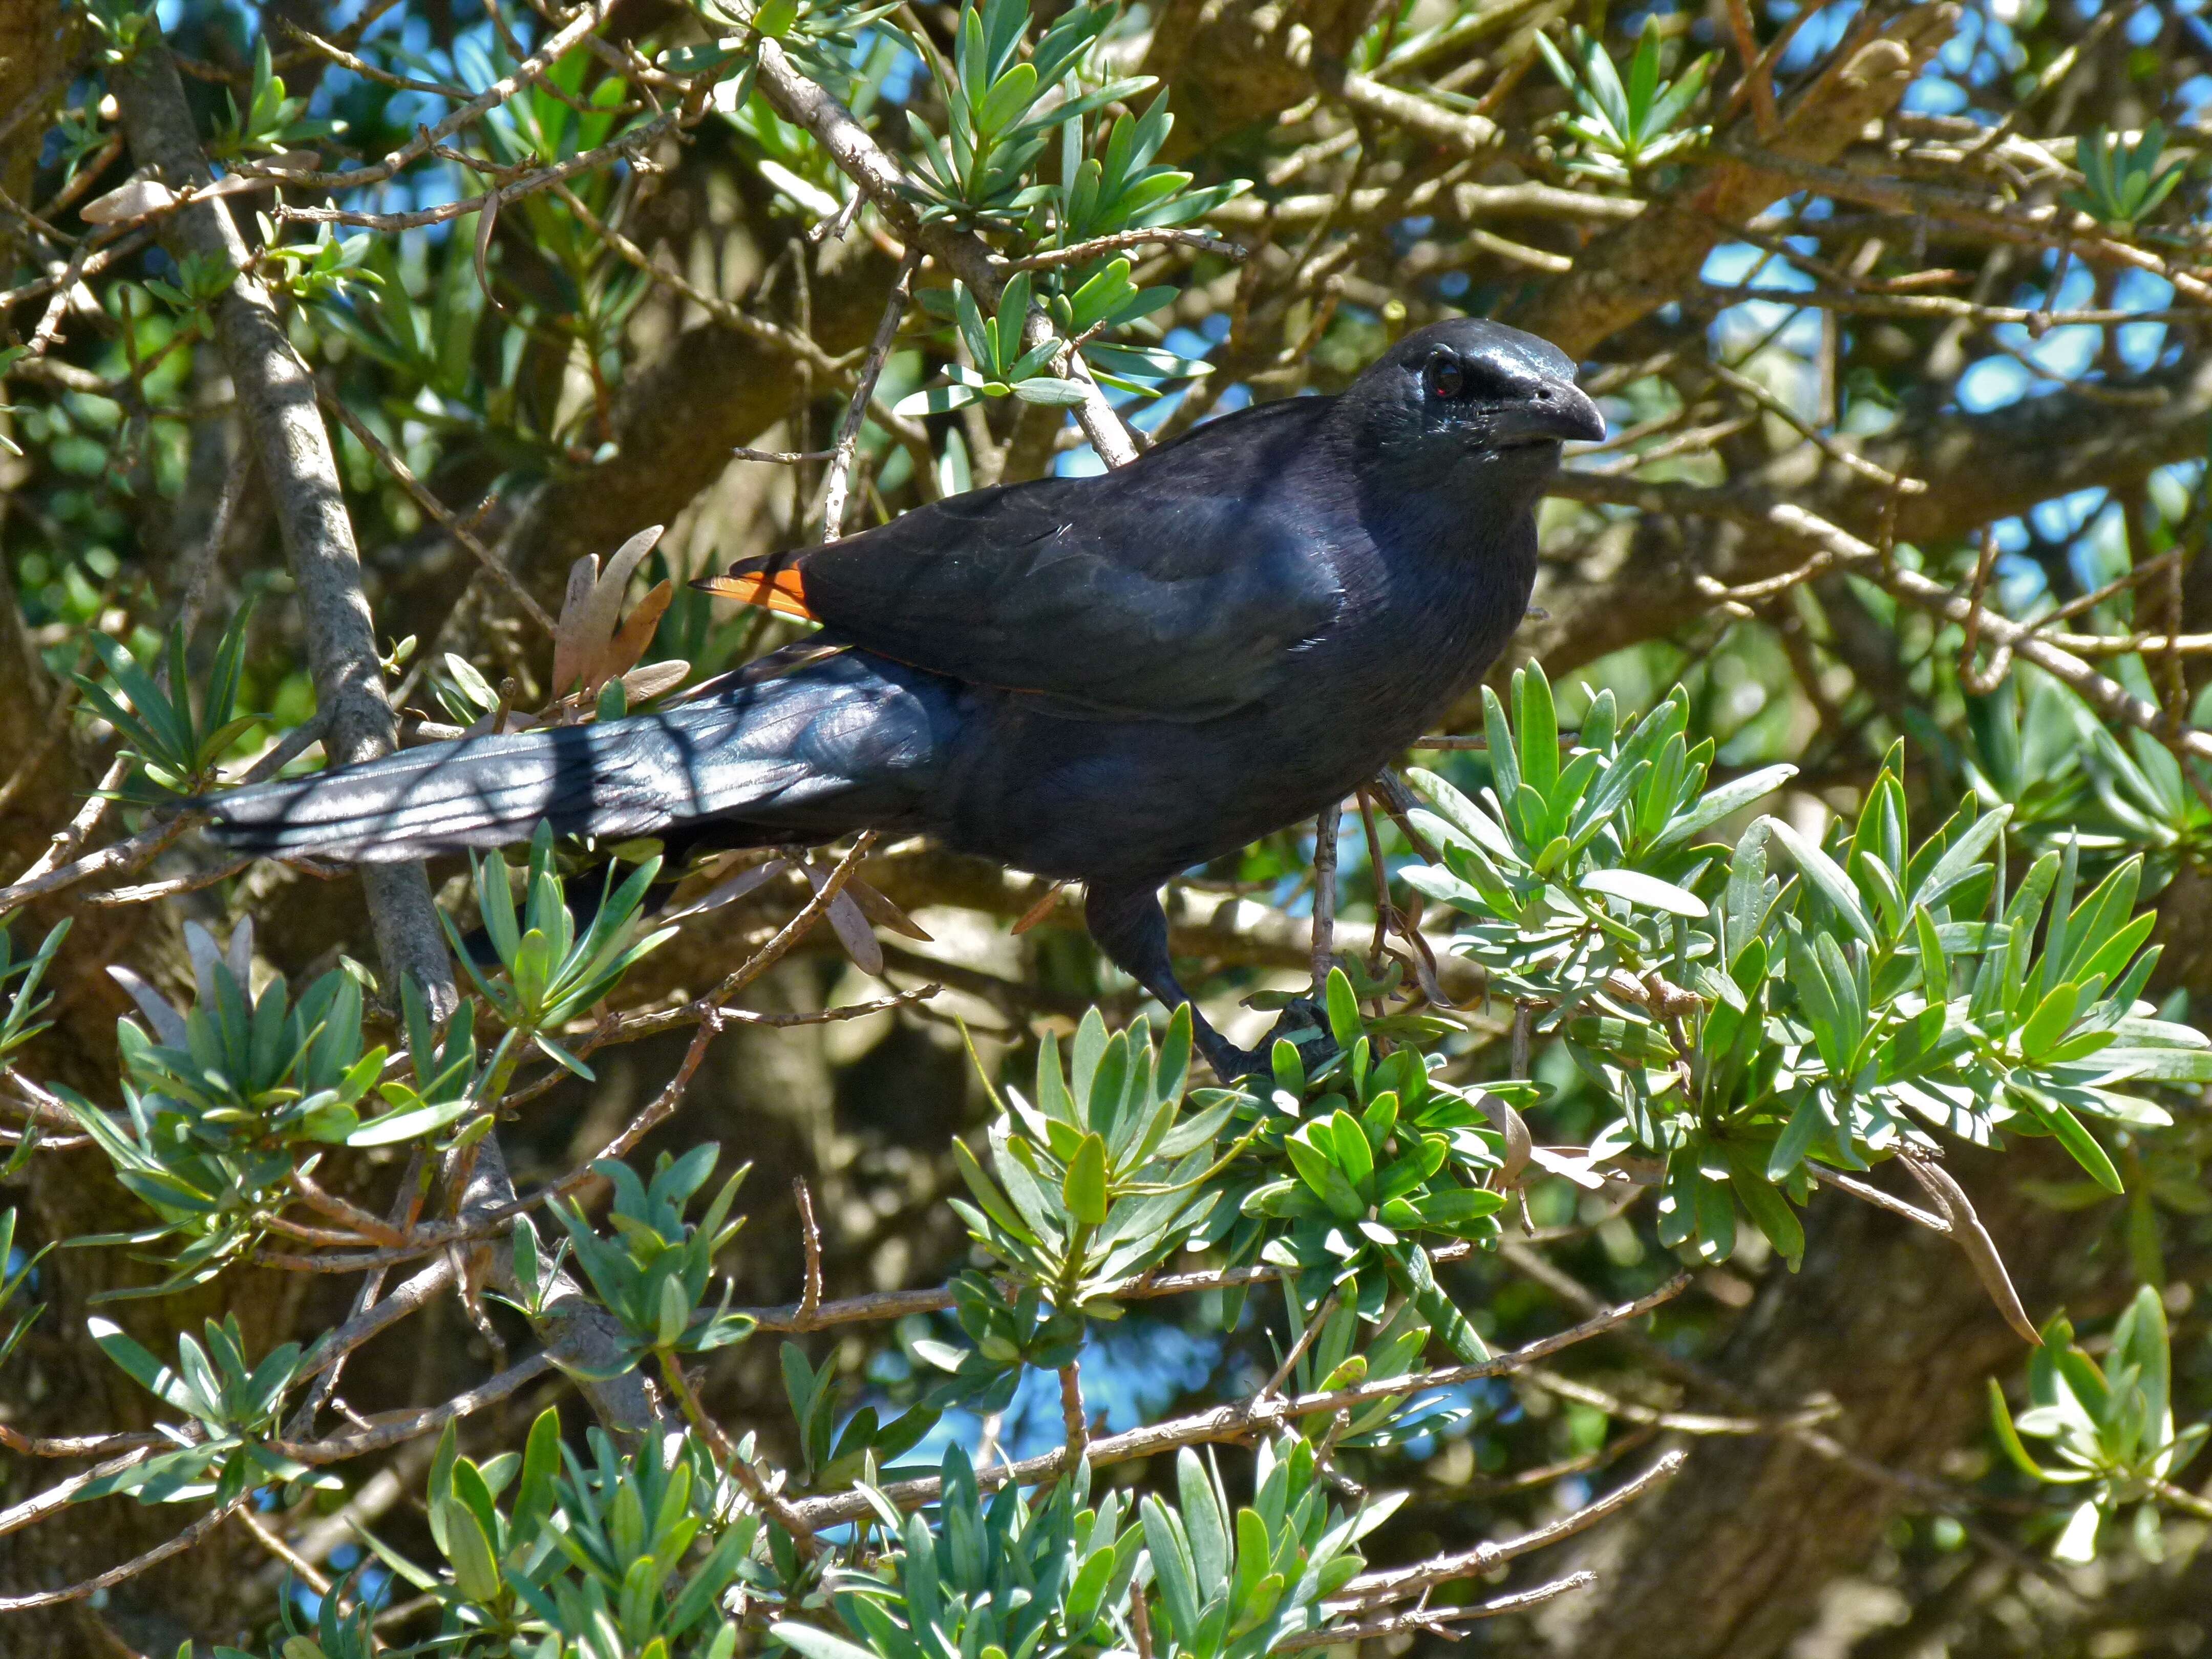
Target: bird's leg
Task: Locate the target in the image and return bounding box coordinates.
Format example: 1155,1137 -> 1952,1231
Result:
1084,881 -> 1268,1081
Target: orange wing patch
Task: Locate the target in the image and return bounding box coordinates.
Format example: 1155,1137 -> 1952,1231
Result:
691,563 -> 816,621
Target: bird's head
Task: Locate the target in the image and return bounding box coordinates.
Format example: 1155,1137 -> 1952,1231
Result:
1342,317 -> 1604,495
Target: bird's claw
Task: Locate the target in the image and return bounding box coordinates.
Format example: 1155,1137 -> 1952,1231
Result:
1262,995 -> 1341,1075
1201,996 -> 1341,1083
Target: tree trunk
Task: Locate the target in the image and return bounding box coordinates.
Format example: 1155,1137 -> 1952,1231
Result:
1538,1141 -> 2111,1659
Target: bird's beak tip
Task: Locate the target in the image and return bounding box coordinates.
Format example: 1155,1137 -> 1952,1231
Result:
1553,383 -> 1607,443
1491,384 -> 1606,448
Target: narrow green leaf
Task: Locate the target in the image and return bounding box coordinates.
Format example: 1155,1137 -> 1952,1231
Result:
1063,1132 -> 1109,1226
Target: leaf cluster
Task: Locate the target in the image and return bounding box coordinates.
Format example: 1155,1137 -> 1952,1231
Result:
73,598 -> 260,795
67,922 -> 387,1293
82,1313 -> 329,1505
1405,664 -> 2203,1268
1535,18 -> 1717,181
1991,1287 -> 2209,1563
949,1005 -> 1231,1311
360,1409 -> 768,1654
550,1146 -> 758,1365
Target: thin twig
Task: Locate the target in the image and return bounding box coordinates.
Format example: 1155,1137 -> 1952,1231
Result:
794,1177 -> 824,1327
278,0 -> 620,192
317,389 -> 556,635
734,445 -> 838,464
269,1352 -> 557,1464
279,111 -> 679,232
1260,1289 -> 1339,1405
1330,1452 -> 1685,1607
0,1423 -> 163,1459
785,1279 -> 1688,1527
9,754 -> 133,888
821,248 -> 920,541
1311,799 -> 1341,989
1274,1573 -> 1598,1648
1807,1164 -> 1950,1232
1060,1360 -> 1090,1466
1958,524 -> 2011,694
658,1353 -> 821,1557
290,1154 -> 428,1435
1009,229 -> 1246,269
235,1507 -> 333,1596
549,180 -> 840,374
0,1497 -> 244,1610
80,855 -> 253,907
0,810 -> 201,919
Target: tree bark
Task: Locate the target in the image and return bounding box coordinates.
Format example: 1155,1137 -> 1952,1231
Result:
111,35 -> 453,1007
1537,1142 -> 2112,1659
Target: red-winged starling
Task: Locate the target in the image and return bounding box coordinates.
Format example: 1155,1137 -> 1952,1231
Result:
206,317 -> 1605,1076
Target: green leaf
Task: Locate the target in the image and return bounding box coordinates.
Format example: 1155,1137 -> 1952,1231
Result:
1763,817 -> 1875,944
1649,763 -> 1795,852
1580,867 -> 1707,917
1325,966 -> 1362,1049
773,1624 -> 883,1659
1329,1107 -> 1374,1196
1724,1145 -> 1803,1269
439,1496 -> 503,1602
2020,982 -> 2087,1063
2019,1090 -> 2124,1193
346,1090 -> 477,1147
1008,375 -> 1091,406
975,62 -> 1038,134
1141,1495 -> 1202,1637
88,1316 -> 185,1409
1063,1131 -> 1109,1226
1988,1379 -> 2056,1480
894,382 -> 986,417
1514,664 -> 1559,804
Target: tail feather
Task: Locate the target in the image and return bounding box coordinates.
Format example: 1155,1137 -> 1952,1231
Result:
206,657 -> 951,863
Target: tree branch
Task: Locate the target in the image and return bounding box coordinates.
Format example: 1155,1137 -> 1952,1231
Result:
1509,5 -> 1959,356
110,32 -> 453,1009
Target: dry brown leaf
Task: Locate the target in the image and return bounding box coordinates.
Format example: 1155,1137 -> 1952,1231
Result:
665,857 -> 789,923
1902,1155 -> 2041,1344
620,660 -> 691,704
602,579 -> 674,685
552,555 -> 601,693
826,891 -> 884,976
800,859 -> 884,974
1011,880 -> 1069,934
842,877 -> 933,942
81,177 -> 177,224
1475,1091 -> 1535,1189
552,525 -> 664,693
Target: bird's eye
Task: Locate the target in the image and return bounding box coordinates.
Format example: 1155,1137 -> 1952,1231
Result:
1424,351 -> 1465,401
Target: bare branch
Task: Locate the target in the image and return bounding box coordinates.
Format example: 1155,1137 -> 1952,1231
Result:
110,34 -> 453,1008
785,1278 -> 1688,1527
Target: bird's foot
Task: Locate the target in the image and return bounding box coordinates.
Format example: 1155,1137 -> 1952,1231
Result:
1259,995 -> 1340,1076
1197,997 -> 1339,1084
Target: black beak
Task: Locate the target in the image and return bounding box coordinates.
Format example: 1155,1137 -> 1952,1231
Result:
1492,380 -> 1606,446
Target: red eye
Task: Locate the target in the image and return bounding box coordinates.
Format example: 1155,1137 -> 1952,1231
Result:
1424,351 -> 1465,400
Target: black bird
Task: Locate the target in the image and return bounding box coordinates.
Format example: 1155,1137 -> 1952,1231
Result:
208,318 -> 1603,1076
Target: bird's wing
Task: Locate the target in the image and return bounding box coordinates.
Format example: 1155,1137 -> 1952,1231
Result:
699,401 -> 1343,721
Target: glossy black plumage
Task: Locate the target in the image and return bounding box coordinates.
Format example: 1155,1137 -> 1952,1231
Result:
207,318 -> 1604,1075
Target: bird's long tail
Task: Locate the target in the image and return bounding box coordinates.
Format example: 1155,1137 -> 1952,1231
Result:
205,654 -> 951,863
